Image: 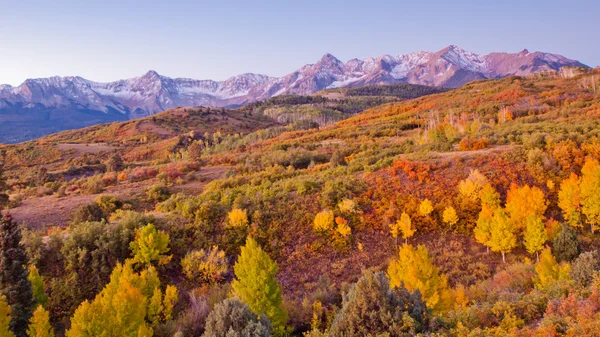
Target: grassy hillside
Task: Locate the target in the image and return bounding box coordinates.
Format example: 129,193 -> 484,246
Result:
2,69 -> 600,335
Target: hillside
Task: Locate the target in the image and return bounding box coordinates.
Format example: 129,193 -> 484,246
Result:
1,68 -> 600,335
0,46 -> 586,143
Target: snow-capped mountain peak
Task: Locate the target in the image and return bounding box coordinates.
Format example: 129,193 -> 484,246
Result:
0,45 -> 587,142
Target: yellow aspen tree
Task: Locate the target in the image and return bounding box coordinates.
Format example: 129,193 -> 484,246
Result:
580,158 -> 600,233
523,215 -> 547,262
442,206 -> 459,226
227,208 -> 249,228
389,219 -> 402,244
27,266 -> 48,309
387,244 -> 450,312
458,169 -> 489,202
474,203 -> 494,253
558,173 -> 582,228
397,212 -> 415,244
534,247 -> 571,290
488,208 -> 516,263
505,184 -> 547,231
67,261 -> 177,337
129,224 -> 172,267
26,306 -> 54,337
335,217 -> 351,238
419,199 -> 434,216
232,237 -> 288,332
313,210 -> 334,233
0,295 -> 15,337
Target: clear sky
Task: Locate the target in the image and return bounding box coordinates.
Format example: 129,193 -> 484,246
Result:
0,0 -> 597,85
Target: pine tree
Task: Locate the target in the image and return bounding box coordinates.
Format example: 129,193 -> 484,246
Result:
552,223 -> 581,262
0,295 -> 15,337
580,158 -> 600,233
203,299 -> 271,337
0,214 -> 33,337
387,244 -> 450,312
523,215 -> 547,262
129,224 -> 172,267
558,173 -> 582,228
329,271 -> 427,337
232,237 -> 287,332
488,208 -> 516,263
26,306 -> 53,337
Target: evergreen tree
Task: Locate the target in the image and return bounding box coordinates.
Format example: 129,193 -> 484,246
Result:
329,271 -> 427,337
0,295 -> 15,337
488,208 -> 516,263
232,237 -> 287,332
0,214 -> 33,337
552,223 -> 581,262
523,215 -> 547,262
387,244 -> 450,312
26,306 -> 53,337
202,299 -> 271,337
571,251 -> 600,288
105,153 -> 124,172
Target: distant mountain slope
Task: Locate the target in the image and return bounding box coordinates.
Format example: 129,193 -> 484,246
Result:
0,45 -> 587,143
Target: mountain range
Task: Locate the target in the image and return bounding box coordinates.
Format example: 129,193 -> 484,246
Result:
0,45 -> 587,143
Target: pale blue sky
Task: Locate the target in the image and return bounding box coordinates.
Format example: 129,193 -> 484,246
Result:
0,0 -> 597,85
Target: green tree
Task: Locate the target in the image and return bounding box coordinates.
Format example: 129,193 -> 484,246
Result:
26,306 -> 53,337
552,223 -> 581,262
474,203 -> 494,253
129,224 -> 172,267
0,295 -> 15,337
232,237 -> 287,332
26,267 -> 46,309
329,271 -> 427,337
202,299 -> 271,337
0,214 -> 33,336
387,244 -> 450,312
488,208 -> 516,263
571,251 -> 600,288
523,215 -> 547,262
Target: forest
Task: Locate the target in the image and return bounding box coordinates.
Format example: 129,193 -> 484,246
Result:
0,67 -> 600,336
